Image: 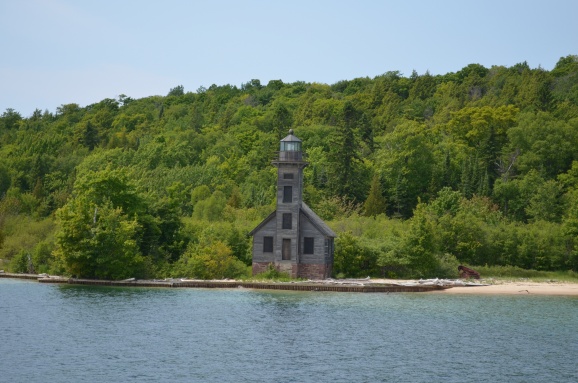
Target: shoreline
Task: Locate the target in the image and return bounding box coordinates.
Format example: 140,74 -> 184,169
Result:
2,272 -> 577,296
369,278 -> 578,296
0,273 -> 445,293
431,281 -> 578,296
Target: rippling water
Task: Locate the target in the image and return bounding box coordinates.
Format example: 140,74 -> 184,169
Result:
1,278 -> 577,382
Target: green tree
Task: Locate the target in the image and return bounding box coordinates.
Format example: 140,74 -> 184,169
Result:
400,202 -> 439,277
436,201 -> 486,265
193,190 -> 226,221
561,185 -> 578,270
444,105 -> 518,187
327,101 -> 367,202
74,120 -> 100,150
526,180 -> 563,222
0,108 -> 22,130
176,241 -> 247,279
0,163 -> 11,197
0,223 -> 5,255
376,120 -> 435,217
149,196 -> 188,263
333,231 -> 378,278
363,174 -> 387,217
54,197 -> 146,279
191,185 -> 211,206
53,166 -> 187,277
493,170 -> 553,222
506,112 -> 578,179
167,85 -> 184,97
271,103 -> 293,138
225,224 -> 251,265
73,168 -> 145,214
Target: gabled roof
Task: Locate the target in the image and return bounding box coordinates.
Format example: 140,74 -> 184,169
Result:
249,203 -> 336,238
300,202 -> 337,237
248,210 -> 276,236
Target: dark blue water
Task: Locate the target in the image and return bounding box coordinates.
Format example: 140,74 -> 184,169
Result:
1,278 -> 577,383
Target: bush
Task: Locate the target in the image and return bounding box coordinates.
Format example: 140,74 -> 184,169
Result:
31,241 -> 55,274
472,265 -> 578,281
433,253 -> 460,279
9,250 -> 31,273
174,241 -> 248,279
333,231 -> 380,278
0,216 -> 56,269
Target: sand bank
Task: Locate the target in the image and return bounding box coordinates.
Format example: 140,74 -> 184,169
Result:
365,278 -> 578,296
433,281 -> 578,296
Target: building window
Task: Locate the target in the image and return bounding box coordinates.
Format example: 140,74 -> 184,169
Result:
283,186 -> 292,203
263,236 -> 273,253
304,237 -> 314,254
282,213 -> 292,229
283,173 -> 294,179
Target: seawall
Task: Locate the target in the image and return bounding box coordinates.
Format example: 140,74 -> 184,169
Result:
0,272 -> 448,293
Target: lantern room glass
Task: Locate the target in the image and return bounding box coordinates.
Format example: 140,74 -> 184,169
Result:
280,141 -> 301,151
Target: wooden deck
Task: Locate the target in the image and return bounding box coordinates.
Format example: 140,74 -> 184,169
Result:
1,273 -> 448,293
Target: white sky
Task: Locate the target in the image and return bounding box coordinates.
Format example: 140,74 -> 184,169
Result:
1,0 -> 577,116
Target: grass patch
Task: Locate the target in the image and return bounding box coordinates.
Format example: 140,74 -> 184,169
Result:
473,265 -> 578,283
250,264 -> 294,282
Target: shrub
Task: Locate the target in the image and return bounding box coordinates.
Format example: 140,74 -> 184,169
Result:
175,241 -> 248,279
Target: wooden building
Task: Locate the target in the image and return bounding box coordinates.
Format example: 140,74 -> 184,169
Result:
250,130 -> 336,279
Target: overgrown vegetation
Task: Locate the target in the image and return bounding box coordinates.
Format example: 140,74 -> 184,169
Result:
2,56 -> 578,279
475,266 -> 578,283
252,263 -> 293,281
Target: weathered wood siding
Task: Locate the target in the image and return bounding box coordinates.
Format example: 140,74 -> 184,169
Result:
299,212 -> 327,264
275,165 -> 302,263
252,218 -> 277,263
251,132 -> 334,279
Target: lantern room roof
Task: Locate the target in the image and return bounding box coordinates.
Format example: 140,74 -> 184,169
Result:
280,129 -> 301,142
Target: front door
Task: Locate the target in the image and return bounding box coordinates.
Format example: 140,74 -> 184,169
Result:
282,238 -> 291,260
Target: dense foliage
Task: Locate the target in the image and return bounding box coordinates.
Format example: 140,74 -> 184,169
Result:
2,56 -> 578,279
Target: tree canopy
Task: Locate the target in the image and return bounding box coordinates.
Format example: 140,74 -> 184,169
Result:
2,56 -> 578,278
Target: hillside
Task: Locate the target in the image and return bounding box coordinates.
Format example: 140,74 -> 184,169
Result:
1,56 -> 578,279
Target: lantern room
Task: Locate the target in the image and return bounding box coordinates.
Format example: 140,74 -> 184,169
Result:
278,129 -> 303,161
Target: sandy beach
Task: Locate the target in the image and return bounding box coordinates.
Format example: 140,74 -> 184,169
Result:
365,278 -> 578,296
433,281 -> 578,296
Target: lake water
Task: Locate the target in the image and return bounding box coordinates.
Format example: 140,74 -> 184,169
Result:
1,278 -> 577,383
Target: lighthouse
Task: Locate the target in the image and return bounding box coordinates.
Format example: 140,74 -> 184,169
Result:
249,130 -> 335,279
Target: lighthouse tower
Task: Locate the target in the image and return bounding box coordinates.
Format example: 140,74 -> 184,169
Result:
250,130 -> 335,279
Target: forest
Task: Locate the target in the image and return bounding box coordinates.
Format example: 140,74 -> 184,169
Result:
1,55 -> 578,280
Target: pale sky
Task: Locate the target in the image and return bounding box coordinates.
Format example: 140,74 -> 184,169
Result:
1,0 -> 577,117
